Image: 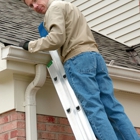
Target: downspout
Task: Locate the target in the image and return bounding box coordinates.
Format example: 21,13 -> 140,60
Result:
25,64 -> 47,140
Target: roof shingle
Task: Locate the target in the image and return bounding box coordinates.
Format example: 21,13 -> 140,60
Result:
0,0 -> 140,70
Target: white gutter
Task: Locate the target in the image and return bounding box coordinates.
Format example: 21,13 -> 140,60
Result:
107,64 -> 140,94
1,45 -> 51,64
107,64 -> 140,82
25,64 -> 47,140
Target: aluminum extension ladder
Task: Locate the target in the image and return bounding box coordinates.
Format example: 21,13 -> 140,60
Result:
47,50 -> 97,140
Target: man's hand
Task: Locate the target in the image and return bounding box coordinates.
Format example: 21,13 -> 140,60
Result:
19,40 -> 29,51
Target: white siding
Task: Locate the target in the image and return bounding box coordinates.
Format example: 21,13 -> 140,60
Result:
65,0 -> 140,46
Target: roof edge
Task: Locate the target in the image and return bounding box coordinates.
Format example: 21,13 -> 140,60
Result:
107,64 -> 140,82
1,45 -> 51,64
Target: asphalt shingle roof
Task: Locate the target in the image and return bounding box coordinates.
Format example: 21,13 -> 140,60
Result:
0,0 -> 43,45
0,0 -> 140,70
92,31 -> 140,70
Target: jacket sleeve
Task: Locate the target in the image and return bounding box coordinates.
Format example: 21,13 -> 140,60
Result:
28,5 -> 66,53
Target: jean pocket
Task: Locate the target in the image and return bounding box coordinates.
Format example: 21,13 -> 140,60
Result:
72,52 -> 96,74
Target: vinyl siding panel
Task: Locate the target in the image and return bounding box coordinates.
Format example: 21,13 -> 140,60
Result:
65,0 -> 140,46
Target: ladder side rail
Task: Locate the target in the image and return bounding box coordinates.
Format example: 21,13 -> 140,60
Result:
64,77 -> 97,139
49,50 -> 97,140
47,62 -> 87,140
49,50 -> 82,107
47,65 -> 71,110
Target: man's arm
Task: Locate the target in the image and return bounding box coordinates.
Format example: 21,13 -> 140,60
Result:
28,5 -> 66,53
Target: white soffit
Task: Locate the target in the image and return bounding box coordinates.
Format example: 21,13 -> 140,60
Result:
65,0 -> 140,46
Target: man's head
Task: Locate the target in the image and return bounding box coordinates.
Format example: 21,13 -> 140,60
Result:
24,0 -> 49,14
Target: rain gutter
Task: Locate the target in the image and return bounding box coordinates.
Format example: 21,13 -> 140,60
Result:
107,64 -> 140,83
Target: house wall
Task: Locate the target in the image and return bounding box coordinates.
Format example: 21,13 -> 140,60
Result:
0,67 -> 140,139
13,72 -> 140,127
0,110 -> 139,140
0,110 -> 75,140
14,74 -> 65,117
0,72 -> 140,127
115,90 -> 140,127
65,0 -> 140,46
0,72 -> 15,113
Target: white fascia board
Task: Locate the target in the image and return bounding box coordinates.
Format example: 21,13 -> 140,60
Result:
107,64 -> 140,82
1,45 -> 51,65
107,64 -> 140,94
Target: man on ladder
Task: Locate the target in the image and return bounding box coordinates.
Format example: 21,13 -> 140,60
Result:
19,0 -> 140,139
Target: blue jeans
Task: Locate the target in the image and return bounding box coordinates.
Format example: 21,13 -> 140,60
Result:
64,52 -> 140,140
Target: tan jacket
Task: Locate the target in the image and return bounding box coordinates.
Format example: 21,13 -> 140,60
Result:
28,0 -> 98,63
